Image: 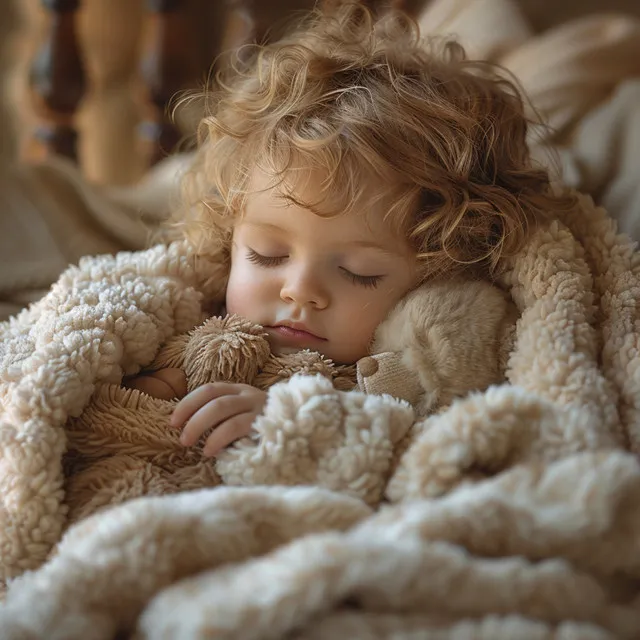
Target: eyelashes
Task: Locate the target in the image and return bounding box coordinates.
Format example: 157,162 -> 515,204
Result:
246,249 -> 384,289
246,249 -> 285,268
339,269 -> 383,289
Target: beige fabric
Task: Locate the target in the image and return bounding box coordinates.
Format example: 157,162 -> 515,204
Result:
1,192 -> 640,637
357,352 -> 425,406
516,0 -> 640,31
557,79 -> 640,240
0,153 -> 191,320
369,279 -> 518,415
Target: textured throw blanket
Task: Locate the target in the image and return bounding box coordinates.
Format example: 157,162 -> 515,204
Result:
1,192 -> 640,639
58,275 -> 513,527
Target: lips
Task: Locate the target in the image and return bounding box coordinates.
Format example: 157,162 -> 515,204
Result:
267,321 -> 326,343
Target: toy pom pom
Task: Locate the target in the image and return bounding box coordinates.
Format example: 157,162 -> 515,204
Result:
183,315 -> 270,390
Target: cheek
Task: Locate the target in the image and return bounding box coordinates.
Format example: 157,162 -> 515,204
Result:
348,285 -> 401,327
333,285 -> 410,357
225,263 -> 268,318
344,301 -> 381,334
335,294 -> 390,354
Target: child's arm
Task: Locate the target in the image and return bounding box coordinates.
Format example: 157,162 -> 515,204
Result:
123,368 -> 188,401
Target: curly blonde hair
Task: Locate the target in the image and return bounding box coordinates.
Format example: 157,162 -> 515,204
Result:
173,2 -> 575,280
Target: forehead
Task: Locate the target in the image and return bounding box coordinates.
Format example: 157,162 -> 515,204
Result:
244,167 -> 401,240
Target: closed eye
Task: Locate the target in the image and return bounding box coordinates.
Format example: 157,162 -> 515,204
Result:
247,249 -> 287,267
248,249 -> 384,288
340,268 -> 384,289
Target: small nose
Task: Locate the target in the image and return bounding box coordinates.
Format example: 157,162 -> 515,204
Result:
280,265 -> 329,310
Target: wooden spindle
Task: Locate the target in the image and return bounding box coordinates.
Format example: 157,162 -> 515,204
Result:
140,0 -> 200,166
30,0 -> 86,162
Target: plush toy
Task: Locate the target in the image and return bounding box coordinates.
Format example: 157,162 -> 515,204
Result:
63,278 -> 517,526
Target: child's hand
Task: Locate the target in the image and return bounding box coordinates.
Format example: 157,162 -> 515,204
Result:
170,383 -> 268,457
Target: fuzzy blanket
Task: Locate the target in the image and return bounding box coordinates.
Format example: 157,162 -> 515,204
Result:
1,191 -> 640,639
58,276 -> 513,528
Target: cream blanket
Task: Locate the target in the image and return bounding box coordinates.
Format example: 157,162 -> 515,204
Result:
56,277 -> 513,528
1,191 -> 640,638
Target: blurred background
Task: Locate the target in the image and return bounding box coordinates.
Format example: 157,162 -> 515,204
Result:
6,0 -> 640,185
1,0 -> 640,319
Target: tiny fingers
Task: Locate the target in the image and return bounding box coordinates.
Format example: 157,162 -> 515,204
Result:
202,413 -> 256,457
170,382 -> 240,428
170,382 -> 266,456
180,394 -> 252,447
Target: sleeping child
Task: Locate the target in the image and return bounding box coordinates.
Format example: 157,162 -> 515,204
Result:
64,3 -> 574,519
123,3 -> 572,453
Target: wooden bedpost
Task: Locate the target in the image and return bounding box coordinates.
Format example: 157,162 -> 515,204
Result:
139,0 -> 201,166
29,0 -> 86,162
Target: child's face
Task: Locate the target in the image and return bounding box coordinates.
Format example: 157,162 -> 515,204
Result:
225,170 -> 419,364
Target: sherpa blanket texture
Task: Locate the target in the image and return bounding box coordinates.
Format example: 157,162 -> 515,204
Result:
1,193 -> 640,639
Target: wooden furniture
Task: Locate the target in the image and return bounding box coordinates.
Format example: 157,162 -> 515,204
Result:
30,0 -> 86,162
29,0 -> 206,167
26,0 -> 423,178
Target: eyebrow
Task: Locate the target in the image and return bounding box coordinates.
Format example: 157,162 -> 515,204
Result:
243,220 -> 405,256
244,221 -> 288,235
